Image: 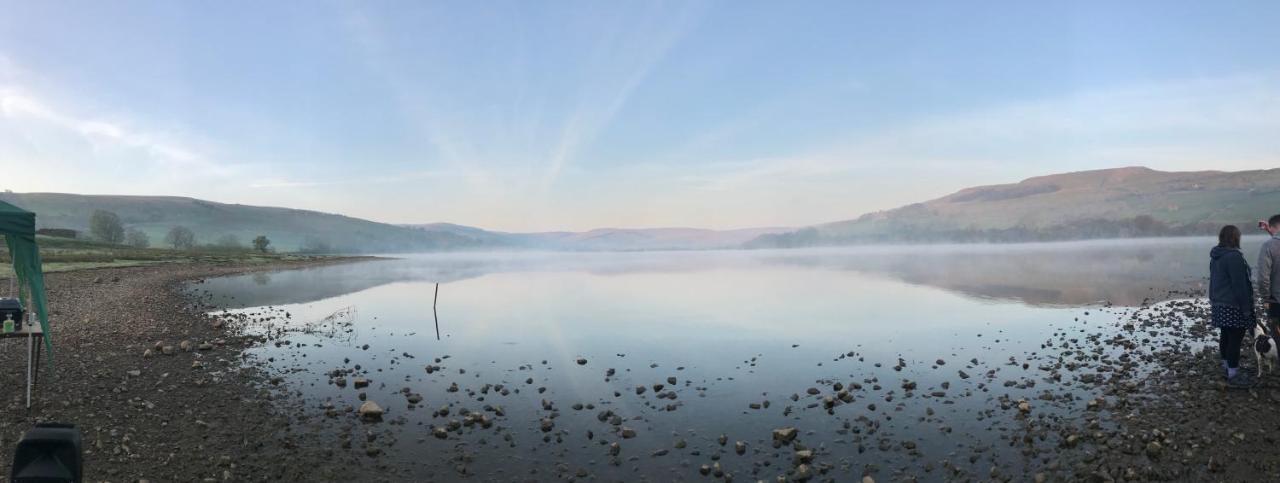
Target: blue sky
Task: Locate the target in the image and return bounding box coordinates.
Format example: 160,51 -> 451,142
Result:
1,1 -> 1277,231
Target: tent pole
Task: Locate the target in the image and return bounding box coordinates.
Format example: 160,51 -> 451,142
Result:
25,331 -> 32,408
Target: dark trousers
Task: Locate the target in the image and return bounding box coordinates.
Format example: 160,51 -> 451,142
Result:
1221,327 -> 1247,369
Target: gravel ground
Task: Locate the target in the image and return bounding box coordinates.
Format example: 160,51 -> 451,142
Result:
0,258 -> 374,482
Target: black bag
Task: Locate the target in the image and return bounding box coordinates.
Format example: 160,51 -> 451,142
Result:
0,298 -> 23,326
10,423 -> 82,483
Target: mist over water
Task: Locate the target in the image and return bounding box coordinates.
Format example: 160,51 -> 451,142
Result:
191,237 -> 1236,480
202,236 -> 1245,309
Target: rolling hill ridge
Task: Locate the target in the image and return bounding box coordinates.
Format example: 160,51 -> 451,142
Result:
747,166 -> 1280,247
0,193 -> 790,252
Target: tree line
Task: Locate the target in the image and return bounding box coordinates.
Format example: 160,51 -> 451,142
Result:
87,210 -> 271,252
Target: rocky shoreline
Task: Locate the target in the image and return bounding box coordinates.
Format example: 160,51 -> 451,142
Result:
0,257 -> 375,482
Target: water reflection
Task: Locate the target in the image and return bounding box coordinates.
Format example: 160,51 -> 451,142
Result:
190,238 -> 1224,480
194,237 -> 1244,309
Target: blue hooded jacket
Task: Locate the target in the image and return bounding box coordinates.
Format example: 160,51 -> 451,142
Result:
1210,245 -> 1254,315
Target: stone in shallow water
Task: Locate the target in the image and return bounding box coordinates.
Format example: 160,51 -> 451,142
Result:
794,463 -> 813,481
358,401 -> 384,421
773,427 -> 798,443
793,449 -> 813,464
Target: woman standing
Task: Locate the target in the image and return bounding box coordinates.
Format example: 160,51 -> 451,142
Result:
1210,225 -> 1255,385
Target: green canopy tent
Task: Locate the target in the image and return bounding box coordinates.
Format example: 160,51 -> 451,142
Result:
0,200 -> 52,360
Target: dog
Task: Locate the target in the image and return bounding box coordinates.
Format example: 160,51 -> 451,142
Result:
1255,324 -> 1278,378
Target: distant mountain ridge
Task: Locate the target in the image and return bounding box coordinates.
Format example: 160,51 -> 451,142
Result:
11,166 -> 1273,253
747,166 -> 1280,247
0,192 -> 790,253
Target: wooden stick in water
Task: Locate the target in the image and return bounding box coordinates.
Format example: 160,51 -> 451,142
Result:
433,283 -> 440,340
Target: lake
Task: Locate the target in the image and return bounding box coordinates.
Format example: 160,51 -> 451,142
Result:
188,237 -> 1245,481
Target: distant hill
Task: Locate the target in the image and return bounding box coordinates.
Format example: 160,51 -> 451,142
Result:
747,167 -> 1280,247
0,193 -> 482,253
1,192 -> 789,253
525,226 -> 791,251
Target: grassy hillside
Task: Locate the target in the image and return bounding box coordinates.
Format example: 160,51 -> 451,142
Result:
0,193 -> 482,253
749,167 -> 1280,247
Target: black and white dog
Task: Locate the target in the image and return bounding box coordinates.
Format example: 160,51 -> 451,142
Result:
1256,323 -> 1278,378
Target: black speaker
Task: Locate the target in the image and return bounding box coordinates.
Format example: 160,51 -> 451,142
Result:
10,423 -> 82,483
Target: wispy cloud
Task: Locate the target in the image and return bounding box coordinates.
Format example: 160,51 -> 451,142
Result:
0,86 -> 226,174
248,169 -> 448,189
540,2 -> 708,190
675,72 -> 1280,196
847,73 -> 1280,169
340,8 -> 503,197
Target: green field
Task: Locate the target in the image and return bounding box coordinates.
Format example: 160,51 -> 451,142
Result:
0,235 -> 328,274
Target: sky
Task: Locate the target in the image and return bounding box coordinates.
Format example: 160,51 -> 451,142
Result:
0,1 -> 1277,232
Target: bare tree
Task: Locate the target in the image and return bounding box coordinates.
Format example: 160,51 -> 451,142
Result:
165,226 -> 196,250
125,228 -> 150,248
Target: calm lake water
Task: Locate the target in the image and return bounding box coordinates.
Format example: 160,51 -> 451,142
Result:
190,237 -> 1252,481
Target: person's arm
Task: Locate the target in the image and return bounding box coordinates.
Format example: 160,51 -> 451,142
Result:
1259,243 -> 1273,305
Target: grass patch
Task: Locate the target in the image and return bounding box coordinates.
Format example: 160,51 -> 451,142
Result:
0,235 -> 335,274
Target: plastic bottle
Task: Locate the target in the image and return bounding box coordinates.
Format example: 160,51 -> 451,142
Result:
3,313 -> 13,334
